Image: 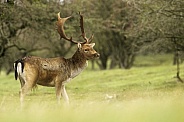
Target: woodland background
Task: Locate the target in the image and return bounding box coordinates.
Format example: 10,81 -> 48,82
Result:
0,1 -> 184,121
0,0 -> 183,73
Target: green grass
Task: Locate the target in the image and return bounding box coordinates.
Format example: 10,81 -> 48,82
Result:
0,54 -> 184,122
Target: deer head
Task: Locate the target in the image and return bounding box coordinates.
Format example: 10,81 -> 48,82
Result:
56,12 -> 100,60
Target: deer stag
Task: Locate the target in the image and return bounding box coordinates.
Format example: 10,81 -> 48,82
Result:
14,12 -> 100,105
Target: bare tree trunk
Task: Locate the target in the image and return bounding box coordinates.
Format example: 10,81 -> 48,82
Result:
91,60 -> 95,70
174,38 -> 183,83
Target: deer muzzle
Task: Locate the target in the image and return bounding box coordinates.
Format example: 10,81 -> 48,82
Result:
94,53 -> 100,58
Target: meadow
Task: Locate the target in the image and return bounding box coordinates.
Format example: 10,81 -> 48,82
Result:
0,54 -> 184,122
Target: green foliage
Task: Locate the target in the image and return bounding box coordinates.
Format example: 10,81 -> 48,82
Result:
0,0 -> 183,72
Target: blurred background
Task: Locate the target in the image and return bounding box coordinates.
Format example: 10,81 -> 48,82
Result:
0,0 -> 183,74
0,1 -> 184,121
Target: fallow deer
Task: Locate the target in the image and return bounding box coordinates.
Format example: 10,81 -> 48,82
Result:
14,12 -> 100,105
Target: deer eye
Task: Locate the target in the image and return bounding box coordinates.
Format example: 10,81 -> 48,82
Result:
84,49 -> 89,52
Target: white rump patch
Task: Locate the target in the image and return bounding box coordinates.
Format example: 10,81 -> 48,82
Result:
17,62 -> 26,82
17,63 -> 22,75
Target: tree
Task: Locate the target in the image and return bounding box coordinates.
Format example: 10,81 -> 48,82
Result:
0,1 -> 67,73
1,0 -> 183,73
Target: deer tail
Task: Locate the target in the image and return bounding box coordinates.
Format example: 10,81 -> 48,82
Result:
14,59 -> 24,80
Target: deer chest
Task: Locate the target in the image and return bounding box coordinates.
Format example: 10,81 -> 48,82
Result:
63,62 -> 88,85
71,62 -> 88,78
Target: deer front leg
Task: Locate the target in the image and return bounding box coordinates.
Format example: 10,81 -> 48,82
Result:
55,84 -> 69,105
61,85 -> 69,104
55,83 -> 62,105
55,77 -> 69,105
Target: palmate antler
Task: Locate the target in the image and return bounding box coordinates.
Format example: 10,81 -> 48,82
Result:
79,12 -> 94,43
56,12 -> 93,44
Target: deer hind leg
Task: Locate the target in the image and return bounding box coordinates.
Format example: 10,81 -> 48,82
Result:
19,77 -> 25,88
19,77 -> 37,106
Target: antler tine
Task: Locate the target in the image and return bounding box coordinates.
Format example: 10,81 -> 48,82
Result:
79,12 -> 89,43
88,34 -> 94,43
56,12 -> 78,44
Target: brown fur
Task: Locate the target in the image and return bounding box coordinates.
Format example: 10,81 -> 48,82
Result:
14,44 -> 99,105
14,12 -> 100,105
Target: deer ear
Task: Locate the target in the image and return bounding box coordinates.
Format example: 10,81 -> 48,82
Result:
78,43 -> 82,49
90,43 -> 95,47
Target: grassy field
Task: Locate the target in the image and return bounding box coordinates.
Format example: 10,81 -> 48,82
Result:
0,54 -> 184,122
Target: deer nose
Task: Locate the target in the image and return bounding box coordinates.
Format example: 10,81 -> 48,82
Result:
94,53 -> 100,58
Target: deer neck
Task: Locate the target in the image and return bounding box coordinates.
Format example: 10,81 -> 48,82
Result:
69,49 -> 88,78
